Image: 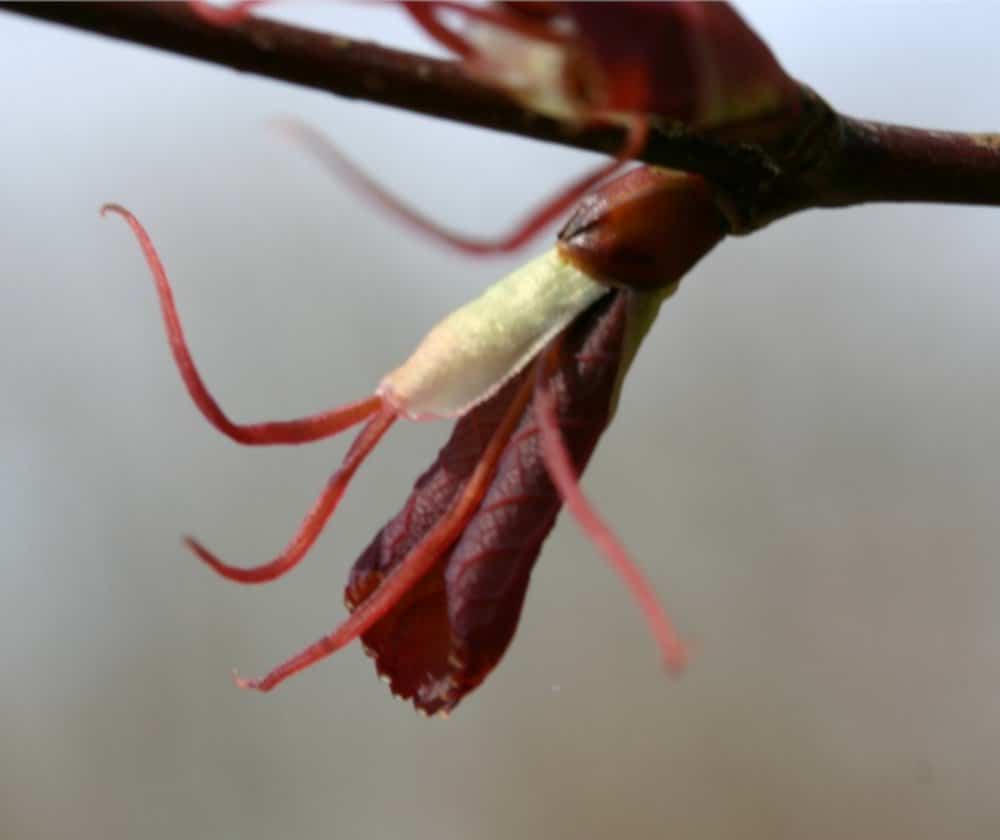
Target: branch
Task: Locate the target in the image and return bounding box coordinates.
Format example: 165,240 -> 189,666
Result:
0,2 -> 757,177
828,119 -> 1000,208
4,1 -> 999,233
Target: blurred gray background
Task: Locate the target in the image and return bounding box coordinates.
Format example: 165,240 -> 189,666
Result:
3,3 -> 1000,838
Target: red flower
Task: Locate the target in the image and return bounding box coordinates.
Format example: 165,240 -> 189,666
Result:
103,165 -> 723,714
404,2 -> 799,134
191,2 -> 799,256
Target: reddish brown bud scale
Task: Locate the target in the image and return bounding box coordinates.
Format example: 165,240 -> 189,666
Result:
557,167 -> 725,293
347,291 -> 629,715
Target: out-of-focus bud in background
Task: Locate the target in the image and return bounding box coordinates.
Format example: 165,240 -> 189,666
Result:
415,2 -> 801,138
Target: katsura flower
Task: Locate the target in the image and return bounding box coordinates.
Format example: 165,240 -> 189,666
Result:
191,1 -> 799,255
404,1 -> 801,137
102,164 -> 724,714
196,1 -> 801,138
396,0 -> 803,250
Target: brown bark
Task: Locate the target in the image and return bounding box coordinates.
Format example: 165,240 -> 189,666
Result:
3,2 -> 999,233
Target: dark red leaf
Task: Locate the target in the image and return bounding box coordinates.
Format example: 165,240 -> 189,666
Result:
346,290 -> 629,715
